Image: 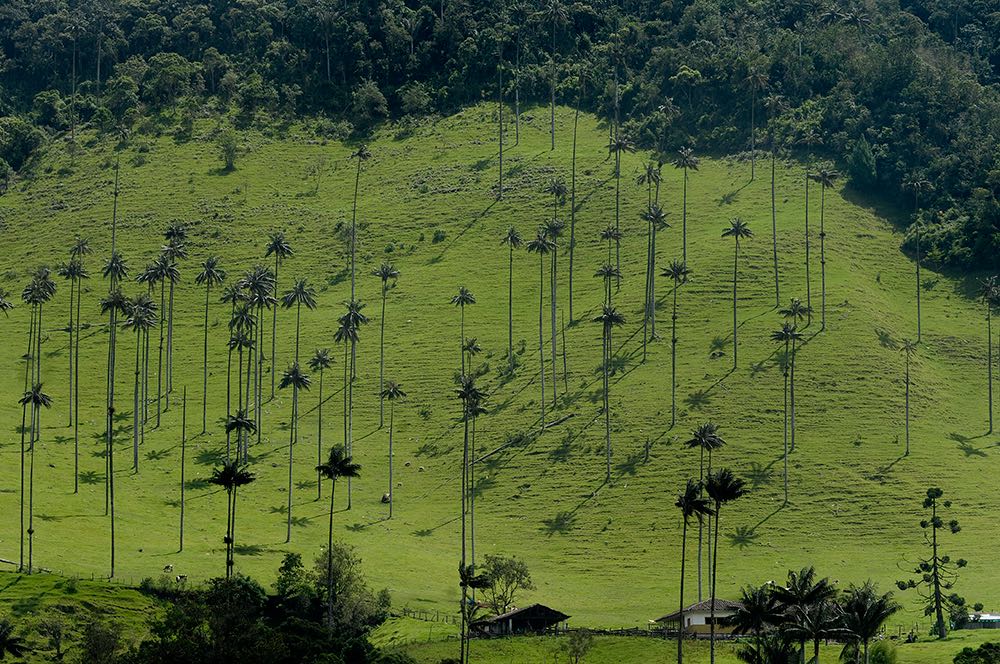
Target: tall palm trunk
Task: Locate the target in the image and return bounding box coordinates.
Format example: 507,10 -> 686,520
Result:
180,389 -> 186,551
678,519 -> 688,664
271,259 -> 280,399
286,384 -> 297,542
804,173 -> 812,323
167,279 -> 175,405
603,323 -> 611,480
697,449 -> 704,602
550,244 -> 558,404
388,400 -> 395,518
507,244 -> 515,371
498,52 -> 503,200
771,149 -> 779,307
783,338 -> 789,503
790,336 -> 798,451
819,183 -> 827,331
671,280 -> 679,428
351,160 -> 361,300
347,338 -> 355,509
460,399 -> 470,664
538,254 -> 546,426
682,169 -> 689,263
916,223 -> 922,342
18,396 -> 28,572
28,397 -> 38,574
133,330 -> 141,471
326,479 -> 337,628
74,277 -> 82,493
156,280 -> 165,426
67,276 -> 75,426
378,291 -> 386,426
108,306 -> 118,578
732,238 -> 740,370
904,349 -> 911,456
202,283 -> 210,433
514,33 -> 521,146
710,503 -> 722,664
317,368 -> 324,500
614,140 -> 622,281
989,304 -> 993,434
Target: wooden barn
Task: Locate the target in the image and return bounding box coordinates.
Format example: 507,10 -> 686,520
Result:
473,604 -> 570,636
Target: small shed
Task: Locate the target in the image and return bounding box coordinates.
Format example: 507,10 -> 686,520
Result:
473,604 -> 570,636
654,599 -> 743,635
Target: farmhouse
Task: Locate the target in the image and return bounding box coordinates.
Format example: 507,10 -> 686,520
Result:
654,599 -> 743,635
472,604 -> 570,636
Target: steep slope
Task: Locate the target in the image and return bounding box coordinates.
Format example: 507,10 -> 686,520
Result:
0,106 -> 992,630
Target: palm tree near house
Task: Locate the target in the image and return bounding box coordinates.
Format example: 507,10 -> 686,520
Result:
662,260 -> 690,428
381,381 -> 406,518
808,169 -> 838,330
730,584 -> 783,663
772,566 -> 838,664
593,304 -> 625,481
609,134 -> 636,279
208,460 -> 256,579
706,468 -> 748,664
686,422 -> 725,601
20,382 -> 52,574
982,276 -> 998,433
371,263 -> 399,426
673,147 -> 700,264
161,235 -> 187,403
281,278 -> 317,365
543,218 -> 565,401
722,218 -> 753,371
0,618 -> 27,660
196,256 -> 227,434
125,294 -> 157,472
451,287 -> 477,376
900,339 -> 917,456
783,598 -> 844,664
903,176 -> 933,342
502,227 -> 523,372
675,479 -> 713,664
770,323 -> 801,504
840,582 -> 900,664
349,145 -> 371,299
640,204 -> 668,360
527,233 -> 554,425
316,446 -> 361,629
265,232 -> 294,398
779,299 -> 811,451
279,363 -> 310,543
308,348 -> 333,500
456,375 -> 486,663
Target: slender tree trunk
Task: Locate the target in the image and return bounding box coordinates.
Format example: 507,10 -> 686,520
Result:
108,308 -> 118,578
272,259 -> 279,399
317,368 -> 324,500
904,350 -> 911,456
783,339 -> 789,503
498,51 -> 503,200
74,277 -> 82,493
180,388 -> 186,551
68,276 -> 74,426
327,479 -> 336,628
286,385 -> 296,542
678,520 -> 688,664
156,281 -> 165,426
28,399 -> 37,574
351,160 -> 361,300
538,254 -> 546,425
167,280 -> 175,403
203,285 -> 210,433
514,33 -> 520,145
604,326 -> 610,480
550,246 -> 558,404
388,402 -> 394,518
790,337 -> 797,451
805,172 -> 812,323
732,239 -> 739,370
614,147 -> 622,282
508,245 -> 514,371
916,224 -> 922,342
697,450 -> 704,601
671,281 -> 679,428
989,306 -> 993,434
133,332 -> 141,471
772,149 -> 779,307
569,77 -> 581,321
820,185 -> 827,331
460,399 -> 470,663
710,505 -> 721,664
19,398 -> 28,572
682,171 -> 688,263
379,290 -> 386,427
549,25 -> 556,151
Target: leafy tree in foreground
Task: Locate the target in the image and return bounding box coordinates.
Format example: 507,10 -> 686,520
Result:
730,584 -> 783,664
897,487 -> 968,640
772,566 -> 837,664
481,554 -> 534,616
840,581 -> 900,664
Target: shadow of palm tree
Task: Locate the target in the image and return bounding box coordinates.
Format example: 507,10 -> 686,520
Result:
727,526 -> 759,549
541,511 -> 576,536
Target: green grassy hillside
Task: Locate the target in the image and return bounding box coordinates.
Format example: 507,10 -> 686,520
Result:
0,105 -> 994,650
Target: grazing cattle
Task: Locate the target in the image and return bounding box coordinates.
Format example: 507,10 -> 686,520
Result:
163,564 -> 173,573
175,575 -> 187,583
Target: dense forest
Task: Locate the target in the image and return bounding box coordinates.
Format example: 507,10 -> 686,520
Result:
1,0 -> 999,268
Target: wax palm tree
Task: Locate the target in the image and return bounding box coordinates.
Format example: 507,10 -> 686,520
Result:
903,176 -> 933,342
196,256 -> 226,433
640,204 -> 668,359
609,134 -> 636,278
316,446 -> 361,628
208,460 -> 256,579
279,363 -> 311,542
349,145 -> 371,299
662,260 -> 690,428
673,147 -> 700,263
308,348 -> 333,500
773,566 -> 838,664
593,304 -> 625,481
840,582 -> 900,664
456,375 -> 486,663
808,169 -> 838,330
675,479 -> 713,664
594,264 -> 620,308
527,233 -> 553,424
745,66 -> 768,180
265,232 -> 294,398
0,619 -> 27,660
0,290 -> 11,316
161,236 -> 187,402
568,67 -> 587,322
337,299 -> 368,509
900,339 -> 917,456
982,276 -> 998,433
706,468 -> 748,663
770,323 -> 800,504
543,218 -> 565,401
220,283 -> 245,439
100,275 -> 127,578
687,422 -> 725,601
382,381 -> 406,518
730,584 -> 783,663
17,283 -> 40,572
764,94 -> 785,308
451,287 -> 477,376
535,0 -> 567,150
243,266 -> 277,446
20,382 -> 52,574
57,259 -> 84,427
502,227 -> 523,371
783,599 -> 844,664
25,269 -> 54,440
779,299 -> 810,451
372,263 -> 399,425
150,254 -> 177,426
57,258 -> 86,492
125,294 -> 157,472
722,219 -> 754,371
600,225 -> 622,267
281,277 -> 317,364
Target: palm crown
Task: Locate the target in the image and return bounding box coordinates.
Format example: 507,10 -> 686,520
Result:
451,286 -> 476,308
502,226 -> 523,248
662,259 -> 691,283
308,348 -> 333,372
281,278 -> 318,310
381,380 -> 406,401
673,146 -> 700,171
686,422 -> 726,454
278,362 -> 311,391
675,479 -> 713,523
316,446 -> 361,482
264,231 -> 294,262
722,217 -> 753,240
196,256 -> 227,288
